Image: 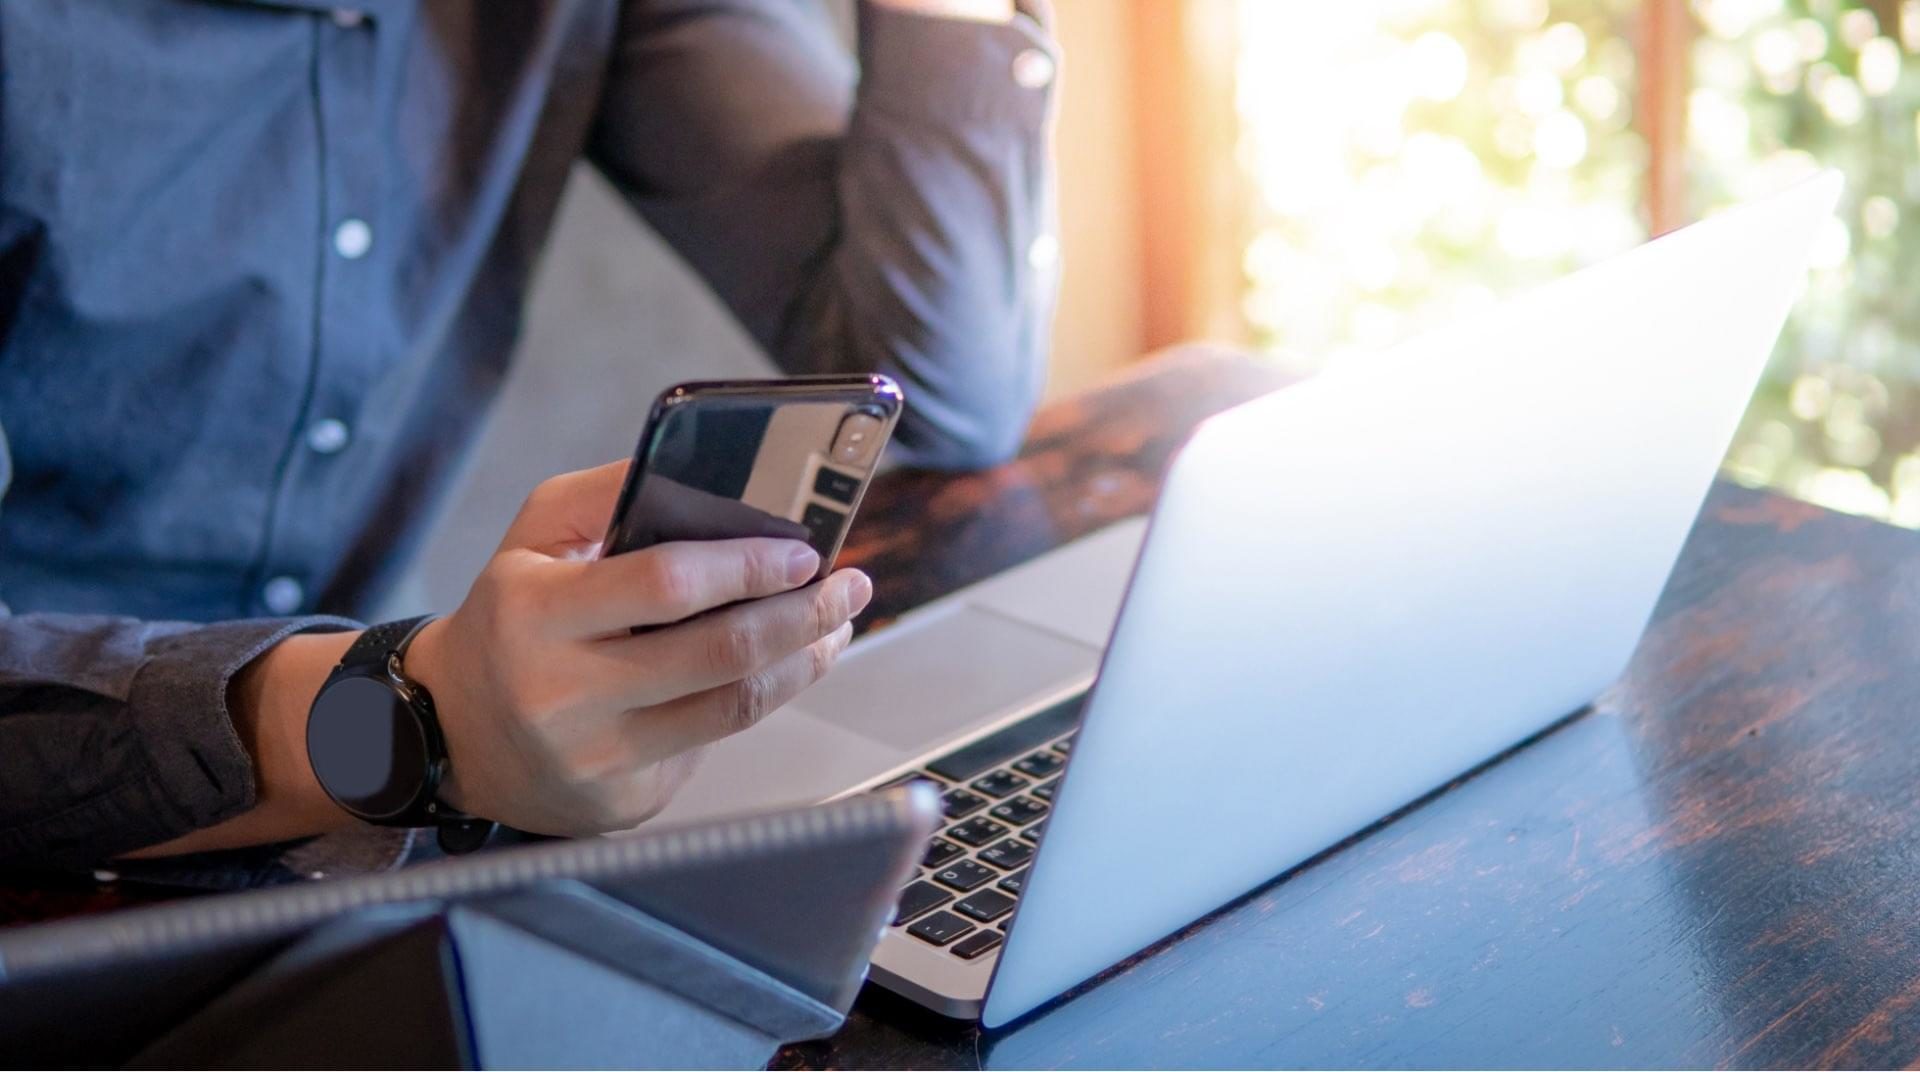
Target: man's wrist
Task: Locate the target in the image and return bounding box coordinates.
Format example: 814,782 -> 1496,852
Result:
399,615 -> 472,815
123,628 -> 360,858
236,630 -> 362,832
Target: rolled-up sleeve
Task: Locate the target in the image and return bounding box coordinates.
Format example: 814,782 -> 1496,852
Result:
589,0 -> 1061,469
0,426 -> 357,869
0,613 -> 357,868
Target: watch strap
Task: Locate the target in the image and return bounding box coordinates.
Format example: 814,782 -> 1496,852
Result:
342,614 -> 435,669
436,818 -> 496,855
338,614 -> 497,853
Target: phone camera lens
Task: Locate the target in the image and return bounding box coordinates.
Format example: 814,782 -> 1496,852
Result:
831,413 -> 885,467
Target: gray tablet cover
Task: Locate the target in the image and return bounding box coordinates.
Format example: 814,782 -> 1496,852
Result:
0,785 -> 937,1066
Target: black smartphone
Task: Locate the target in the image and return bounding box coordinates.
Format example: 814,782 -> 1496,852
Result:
601,375 -> 905,578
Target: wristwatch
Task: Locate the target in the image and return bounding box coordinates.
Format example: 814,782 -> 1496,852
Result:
306,616 -> 496,854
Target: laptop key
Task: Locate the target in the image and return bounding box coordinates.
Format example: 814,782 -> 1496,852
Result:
1031,777 -> 1061,802
997,867 -> 1029,895
947,816 -> 1010,847
941,788 -> 989,819
979,838 -> 1035,870
1021,819 -> 1047,843
933,858 -> 998,892
922,837 -> 966,869
1051,737 -> 1073,755
894,881 -> 954,925
907,911 -> 975,947
989,797 -> 1049,826
951,929 -> 1004,960
953,889 -> 1017,923
1012,751 -> 1064,778
971,770 -> 1030,798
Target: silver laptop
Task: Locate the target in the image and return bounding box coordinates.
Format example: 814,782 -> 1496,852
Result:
649,173 -> 1841,1026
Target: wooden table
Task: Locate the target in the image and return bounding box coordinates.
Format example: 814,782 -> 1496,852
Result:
777,347 -> 1920,1069
7,348 -> 1919,1068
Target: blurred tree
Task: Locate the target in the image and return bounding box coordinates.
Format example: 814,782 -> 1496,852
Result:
1237,0 -> 1646,363
1698,0 -> 1920,524
1236,0 -> 1920,526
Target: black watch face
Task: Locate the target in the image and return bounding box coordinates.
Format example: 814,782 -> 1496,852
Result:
308,675 -> 431,820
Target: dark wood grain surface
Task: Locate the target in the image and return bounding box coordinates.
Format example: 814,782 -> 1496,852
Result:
773,348 -> 1920,1069
7,348 -> 1918,1068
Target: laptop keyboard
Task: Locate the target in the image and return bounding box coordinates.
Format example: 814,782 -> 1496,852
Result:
879,691 -> 1086,962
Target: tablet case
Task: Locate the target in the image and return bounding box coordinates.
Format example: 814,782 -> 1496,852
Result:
0,785 -> 938,1068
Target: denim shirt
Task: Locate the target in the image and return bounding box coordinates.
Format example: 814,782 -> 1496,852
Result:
0,0 -> 1057,871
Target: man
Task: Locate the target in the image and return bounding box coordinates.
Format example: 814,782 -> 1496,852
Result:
0,0 -> 1057,873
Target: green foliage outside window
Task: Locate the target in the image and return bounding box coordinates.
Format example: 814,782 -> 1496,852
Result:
1236,0 -> 1920,525
1699,0 -> 1920,524
1237,0 -> 1645,362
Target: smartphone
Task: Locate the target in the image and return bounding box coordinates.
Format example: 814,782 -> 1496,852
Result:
601,375 -> 905,579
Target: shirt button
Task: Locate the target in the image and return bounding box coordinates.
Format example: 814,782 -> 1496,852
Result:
1012,48 -> 1056,91
330,9 -> 366,28
1028,232 -> 1060,272
333,218 -> 372,260
306,418 -> 351,455
262,576 -> 305,615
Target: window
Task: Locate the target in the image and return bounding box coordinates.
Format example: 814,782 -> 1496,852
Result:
1230,0 -> 1920,524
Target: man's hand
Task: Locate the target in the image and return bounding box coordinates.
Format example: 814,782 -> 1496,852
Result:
406,460 -> 867,835
131,460 -> 865,857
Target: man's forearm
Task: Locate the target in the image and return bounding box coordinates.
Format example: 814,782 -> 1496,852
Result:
124,631 -> 359,858
798,0 -> 1060,467
594,0 -> 1059,471
0,613 -> 360,867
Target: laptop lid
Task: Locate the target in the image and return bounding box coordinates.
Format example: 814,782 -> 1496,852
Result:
983,173 -> 1843,1028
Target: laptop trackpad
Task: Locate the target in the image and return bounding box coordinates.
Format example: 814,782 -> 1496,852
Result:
795,603 -> 1101,750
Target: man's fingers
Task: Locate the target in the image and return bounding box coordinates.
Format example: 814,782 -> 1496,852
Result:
603,567 -> 870,704
635,622 -> 855,758
500,460 -> 631,553
547,538 -> 825,636
631,475 -> 813,544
